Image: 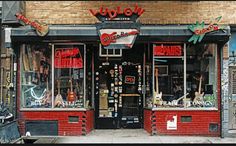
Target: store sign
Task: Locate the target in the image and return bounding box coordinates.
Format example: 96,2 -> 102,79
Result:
15,13 -> 49,37
153,45 -> 182,56
166,115 -> 177,130
89,4 -> 145,21
188,16 -> 227,44
125,76 -> 135,84
54,48 -> 83,68
99,29 -> 139,48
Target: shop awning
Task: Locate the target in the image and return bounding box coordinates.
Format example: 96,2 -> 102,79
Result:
10,24 -> 230,44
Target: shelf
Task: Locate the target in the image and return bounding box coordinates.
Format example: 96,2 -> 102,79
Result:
120,94 -> 140,97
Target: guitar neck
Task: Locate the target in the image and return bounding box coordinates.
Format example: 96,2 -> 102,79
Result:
155,68 -> 159,93
198,76 -> 202,93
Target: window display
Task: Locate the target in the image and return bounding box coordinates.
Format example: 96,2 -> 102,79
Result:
152,43 -> 218,109
21,44 -> 52,108
20,43 -> 86,109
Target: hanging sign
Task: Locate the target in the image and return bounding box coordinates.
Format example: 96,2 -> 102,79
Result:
153,45 -> 182,56
99,29 -> 139,49
15,13 -> 49,37
188,16 -> 227,44
54,48 -> 83,68
89,4 -> 145,22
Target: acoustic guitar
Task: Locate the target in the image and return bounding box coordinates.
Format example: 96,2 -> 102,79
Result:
67,79 -> 76,103
153,68 -> 163,106
54,80 -> 65,107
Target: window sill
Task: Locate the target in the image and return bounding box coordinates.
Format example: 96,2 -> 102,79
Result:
151,107 -> 218,111
20,108 -> 94,111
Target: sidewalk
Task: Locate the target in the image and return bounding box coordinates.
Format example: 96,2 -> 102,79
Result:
24,129 -> 236,144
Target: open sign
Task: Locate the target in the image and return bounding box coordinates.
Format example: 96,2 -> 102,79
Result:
125,76 -> 135,84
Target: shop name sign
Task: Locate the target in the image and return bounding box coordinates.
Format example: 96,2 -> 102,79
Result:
99,29 -> 139,49
154,45 -> 182,56
54,48 -> 83,68
188,16 -> 227,44
89,4 -> 145,21
15,13 -> 49,37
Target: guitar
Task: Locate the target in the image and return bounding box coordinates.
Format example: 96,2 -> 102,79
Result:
42,78 -> 51,105
153,68 -> 163,106
67,79 -> 76,103
171,93 -> 189,106
34,20 -> 49,37
54,80 -> 65,107
193,75 -> 204,104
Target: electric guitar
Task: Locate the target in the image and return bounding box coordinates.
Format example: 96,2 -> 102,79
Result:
55,80 -> 65,107
193,75 -> 204,104
42,78 -> 51,105
153,68 -> 163,106
67,79 -> 76,103
34,20 -> 49,37
171,93 -> 189,106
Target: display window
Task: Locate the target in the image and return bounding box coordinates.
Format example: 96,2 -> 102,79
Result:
152,43 -> 218,109
20,43 -> 87,109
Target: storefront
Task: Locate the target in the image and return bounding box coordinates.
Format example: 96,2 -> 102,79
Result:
9,6 -> 230,136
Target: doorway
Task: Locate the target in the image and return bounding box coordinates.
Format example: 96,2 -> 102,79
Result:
94,44 -> 145,129
229,66 -> 236,131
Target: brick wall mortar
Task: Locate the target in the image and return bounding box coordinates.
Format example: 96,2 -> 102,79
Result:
25,1 -> 236,25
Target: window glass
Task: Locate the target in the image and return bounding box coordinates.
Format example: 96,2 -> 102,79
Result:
152,43 -> 218,109
21,44 -> 52,108
54,44 -> 85,108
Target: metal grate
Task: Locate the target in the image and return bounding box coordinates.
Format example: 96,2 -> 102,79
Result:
232,71 -> 236,94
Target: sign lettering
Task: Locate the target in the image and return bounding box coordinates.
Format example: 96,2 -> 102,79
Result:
125,76 -> 135,84
89,4 -> 144,21
54,48 -> 83,68
154,45 -> 182,56
15,13 -> 49,36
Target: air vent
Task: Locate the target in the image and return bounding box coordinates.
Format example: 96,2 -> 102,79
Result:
68,116 -> 79,123
181,116 -> 192,122
209,123 -> 218,132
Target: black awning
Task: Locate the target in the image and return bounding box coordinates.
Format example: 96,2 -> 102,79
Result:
11,24 -> 230,44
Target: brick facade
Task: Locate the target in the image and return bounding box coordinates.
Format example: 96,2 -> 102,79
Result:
26,1 -> 236,25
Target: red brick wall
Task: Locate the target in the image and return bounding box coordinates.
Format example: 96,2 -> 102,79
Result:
144,109 -> 152,134
18,110 -> 94,136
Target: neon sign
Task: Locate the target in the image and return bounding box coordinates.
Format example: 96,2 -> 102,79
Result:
54,48 -> 83,68
89,4 -> 145,21
154,45 -> 182,56
188,16 -> 227,44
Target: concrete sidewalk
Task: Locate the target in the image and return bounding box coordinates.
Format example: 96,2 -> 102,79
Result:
27,129 -> 236,144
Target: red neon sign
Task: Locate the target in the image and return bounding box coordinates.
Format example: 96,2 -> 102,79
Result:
125,76 -> 135,84
89,4 -> 145,20
100,30 -> 139,46
154,45 -> 182,56
54,48 -> 83,68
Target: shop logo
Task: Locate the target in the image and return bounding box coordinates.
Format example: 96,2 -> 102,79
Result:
15,13 -> 49,37
89,4 -> 145,21
188,16 -> 227,44
100,30 -> 139,47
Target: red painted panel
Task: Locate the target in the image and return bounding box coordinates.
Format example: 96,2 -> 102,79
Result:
153,110 -> 220,136
144,109 -> 152,134
18,110 -> 94,136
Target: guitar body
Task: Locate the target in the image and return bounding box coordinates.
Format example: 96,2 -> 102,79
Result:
34,20 -> 49,37
55,94 -> 65,107
67,91 -> 76,102
193,92 -> 204,103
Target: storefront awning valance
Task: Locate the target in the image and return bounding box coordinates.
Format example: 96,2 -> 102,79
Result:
10,24 -> 230,43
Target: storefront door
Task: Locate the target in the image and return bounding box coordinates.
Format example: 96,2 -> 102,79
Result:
94,46 -> 144,129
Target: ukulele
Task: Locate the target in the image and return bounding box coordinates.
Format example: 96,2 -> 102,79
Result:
55,80 -> 64,107
67,79 -> 76,103
153,68 -> 163,106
